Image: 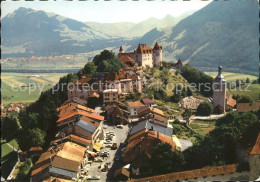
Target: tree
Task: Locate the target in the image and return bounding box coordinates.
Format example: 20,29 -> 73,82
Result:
28,128 -> 46,147
151,143 -> 186,174
1,116 -> 20,141
17,158 -> 32,179
246,78 -> 250,83
235,79 -> 240,87
182,108 -> 192,118
151,143 -> 175,174
81,62 -> 96,77
97,59 -> 123,73
93,50 -> 117,66
197,102 -> 213,116
181,64 -> 213,97
237,95 -> 253,103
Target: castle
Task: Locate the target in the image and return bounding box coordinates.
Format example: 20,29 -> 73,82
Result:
118,42 -> 162,68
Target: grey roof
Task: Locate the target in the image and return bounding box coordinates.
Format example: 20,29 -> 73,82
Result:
130,120 -> 172,137
76,119 -> 96,133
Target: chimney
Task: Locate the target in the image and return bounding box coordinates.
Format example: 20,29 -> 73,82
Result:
138,145 -> 141,155
150,126 -> 154,131
157,131 -> 159,139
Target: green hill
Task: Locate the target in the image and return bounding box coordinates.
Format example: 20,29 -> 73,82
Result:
129,1 -> 258,76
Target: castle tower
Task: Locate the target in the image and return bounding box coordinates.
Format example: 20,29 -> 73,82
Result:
152,42 -> 162,67
119,46 -> 124,53
213,65 -> 226,113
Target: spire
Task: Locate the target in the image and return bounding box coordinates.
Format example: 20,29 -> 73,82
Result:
153,42 -> 162,50
215,65 -> 224,82
119,45 -> 124,53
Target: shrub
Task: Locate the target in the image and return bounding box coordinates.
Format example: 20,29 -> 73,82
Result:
197,102 -> 213,116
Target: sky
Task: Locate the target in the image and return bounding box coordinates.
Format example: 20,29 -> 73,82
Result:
2,0 -> 212,23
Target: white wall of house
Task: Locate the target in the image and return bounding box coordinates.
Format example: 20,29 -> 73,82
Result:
49,166 -> 78,179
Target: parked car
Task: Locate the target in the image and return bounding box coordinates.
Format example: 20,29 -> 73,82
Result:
106,144 -> 112,148
111,143 -> 118,149
101,153 -> 109,157
87,176 -> 100,180
95,158 -> 104,162
121,147 -> 125,152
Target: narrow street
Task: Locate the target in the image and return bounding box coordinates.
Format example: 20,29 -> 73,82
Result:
87,123 -> 129,181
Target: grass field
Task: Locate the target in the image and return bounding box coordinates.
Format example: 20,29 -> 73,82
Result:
205,72 -> 258,82
1,139 -> 19,179
231,84 -> 260,101
190,120 -> 216,136
1,72 -> 67,104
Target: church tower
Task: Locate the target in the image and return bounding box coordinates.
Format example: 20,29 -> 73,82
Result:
213,66 -> 226,113
152,42 -> 162,67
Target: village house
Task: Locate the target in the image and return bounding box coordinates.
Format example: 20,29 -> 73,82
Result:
31,141 -> 87,181
103,101 -> 129,124
140,98 -> 157,107
137,106 -> 168,127
56,100 -> 104,150
103,89 -> 118,103
118,42 -> 162,68
123,129 -> 176,176
130,132 -> 260,181
57,116 -> 103,150
127,101 -> 145,118
67,69 -> 142,102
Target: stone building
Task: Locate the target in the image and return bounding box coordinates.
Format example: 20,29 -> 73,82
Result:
118,42 -> 162,68
213,66 -> 226,113
68,69 -> 142,102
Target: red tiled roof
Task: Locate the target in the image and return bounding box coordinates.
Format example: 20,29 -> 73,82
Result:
29,147 -> 43,152
153,42 -> 162,50
140,98 -> 156,105
119,55 -> 135,63
137,44 -> 153,54
69,134 -> 91,145
127,101 -> 144,108
74,76 -> 92,85
150,107 -> 165,116
57,110 -> 104,123
226,97 -> 236,107
124,130 -> 176,164
112,106 -> 123,118
250,132 -> 260,155
89,92 -> 100,98
129,164 -> 239,182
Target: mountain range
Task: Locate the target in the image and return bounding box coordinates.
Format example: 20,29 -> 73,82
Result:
1,1 -> 258,75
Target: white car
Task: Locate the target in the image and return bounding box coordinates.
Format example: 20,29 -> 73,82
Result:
87,176 -> 100,180
95,158 -> 104,162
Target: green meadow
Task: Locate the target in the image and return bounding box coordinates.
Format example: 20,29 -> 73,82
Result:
1,72 -> 67,104
205,72 -> 258,82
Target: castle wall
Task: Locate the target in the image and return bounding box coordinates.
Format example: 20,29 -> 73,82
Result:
153,50 -> 162,67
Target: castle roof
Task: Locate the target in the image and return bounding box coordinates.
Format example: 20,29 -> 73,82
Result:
136,43 -> 153,54
153,42 -> 162,50
119,55 -> 135,63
